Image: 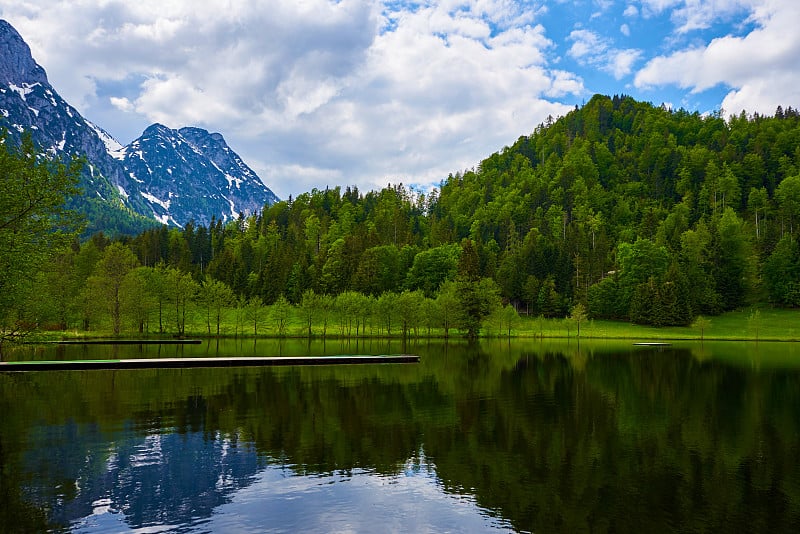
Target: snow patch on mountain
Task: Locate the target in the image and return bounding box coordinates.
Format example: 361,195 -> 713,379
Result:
87,120 -> 123,153
140,191 -> 171,211
8,82 -> 34,100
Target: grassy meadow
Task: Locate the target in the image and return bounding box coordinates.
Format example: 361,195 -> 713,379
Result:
40,305 -> 800,343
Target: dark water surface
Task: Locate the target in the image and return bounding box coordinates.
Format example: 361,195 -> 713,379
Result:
2,339 -> 800,533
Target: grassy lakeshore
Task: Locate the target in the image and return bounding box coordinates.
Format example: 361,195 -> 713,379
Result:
26,306 -> 800,343
526,307 -> 800,342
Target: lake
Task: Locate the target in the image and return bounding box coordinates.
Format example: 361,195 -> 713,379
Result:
1,338 -> 799,532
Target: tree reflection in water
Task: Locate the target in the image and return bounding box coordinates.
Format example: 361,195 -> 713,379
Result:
1,339 -> 799,532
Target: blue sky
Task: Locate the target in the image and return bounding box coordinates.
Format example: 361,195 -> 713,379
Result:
2,1 -> 799,199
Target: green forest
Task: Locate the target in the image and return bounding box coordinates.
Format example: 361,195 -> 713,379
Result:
3,94 -> 800,342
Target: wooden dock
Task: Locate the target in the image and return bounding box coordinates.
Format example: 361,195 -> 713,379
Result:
0,355 -> 419,371
51,339 -> 203,345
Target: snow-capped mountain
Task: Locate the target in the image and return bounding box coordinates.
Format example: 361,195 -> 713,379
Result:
0,19 -> 278,232
0,20 -> 151,221
117,124 -> 279,227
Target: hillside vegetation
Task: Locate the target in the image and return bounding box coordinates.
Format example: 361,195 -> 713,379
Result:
7,95 -> 800,339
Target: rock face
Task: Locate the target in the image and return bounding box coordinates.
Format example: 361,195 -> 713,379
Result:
118,124 -> 278,226
0,19 -> 278,231
0,20 -> 146,219
0,20 -> 47,86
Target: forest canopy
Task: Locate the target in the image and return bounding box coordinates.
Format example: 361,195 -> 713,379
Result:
6,95 -> 800,337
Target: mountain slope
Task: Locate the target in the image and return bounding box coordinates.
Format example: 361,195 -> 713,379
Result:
0,20 -> 153,234
118,124 -> 278,227
0,19 -> 278,233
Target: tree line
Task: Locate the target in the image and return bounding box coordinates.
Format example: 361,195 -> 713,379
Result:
31,237 -> 518,339
4,94 -> 800,341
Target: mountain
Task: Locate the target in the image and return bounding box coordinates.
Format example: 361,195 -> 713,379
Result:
117,124 -> 278,226
0,19 -> 277,233
0,20 -> 152,234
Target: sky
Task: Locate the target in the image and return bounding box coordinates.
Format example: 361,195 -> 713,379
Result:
2,0 -> 799,200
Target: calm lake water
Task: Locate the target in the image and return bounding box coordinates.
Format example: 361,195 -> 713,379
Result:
2,338 -> 800,533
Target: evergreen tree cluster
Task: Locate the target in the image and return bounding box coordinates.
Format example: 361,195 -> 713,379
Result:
11,94 -> 800,334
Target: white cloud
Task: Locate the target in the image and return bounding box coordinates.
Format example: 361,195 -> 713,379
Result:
591,0 -> 615,18
110,96 -> 134,112
8,0 -> 797,202
256,162 -> 345,199
0,0 -> 585,201
7,0 -> 796,206
623,5 -> 639,18
720,72 -> 800,117
568,29 -> 604,59
636,0 -> 755,33
634,0 -> 800,115
670,0 -> 752,34
638,0 -> 682,18
548,70 -> 586,98
610,49 -> 643,79
568,29 -> 642,79
1,1 -> 580,198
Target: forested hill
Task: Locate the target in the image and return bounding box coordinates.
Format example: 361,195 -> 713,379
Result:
53,95 -> 800,331
430,94 -> 800,321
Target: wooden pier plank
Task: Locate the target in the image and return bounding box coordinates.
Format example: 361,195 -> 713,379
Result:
0,355 -> 419,371
52,339 -> 203,345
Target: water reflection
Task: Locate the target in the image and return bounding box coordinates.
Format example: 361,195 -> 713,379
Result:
24,426 -> 262,531
1,340 -> 800,532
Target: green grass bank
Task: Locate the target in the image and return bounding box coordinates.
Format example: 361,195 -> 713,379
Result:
28,307 -> 800,343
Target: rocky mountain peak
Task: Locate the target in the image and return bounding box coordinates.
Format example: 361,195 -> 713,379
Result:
0,19 -> 279,233
120,122 -> 278,227
141,123 -> 174,137
0,20 -> 48,86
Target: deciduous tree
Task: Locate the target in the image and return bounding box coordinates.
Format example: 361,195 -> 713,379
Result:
88,242 -> 140,335
199,277 -> 236,335
0,134 -> 82,344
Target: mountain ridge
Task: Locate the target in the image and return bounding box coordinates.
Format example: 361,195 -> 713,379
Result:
0,19 -> 278,233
